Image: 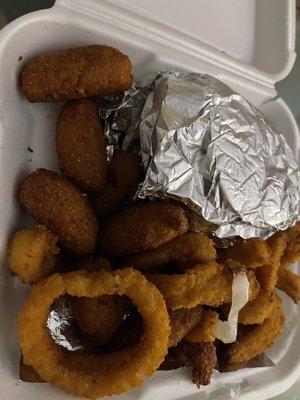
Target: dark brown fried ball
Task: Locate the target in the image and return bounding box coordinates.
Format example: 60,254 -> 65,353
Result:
56,98 -> 107,192
19,169 -> 98,255
99,201 -> 189,256
89,150 -> 143,217
20,45 -> 132,102
72,295 -> 125,346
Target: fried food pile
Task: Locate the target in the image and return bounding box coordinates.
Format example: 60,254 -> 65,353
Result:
6,44 -> 299,399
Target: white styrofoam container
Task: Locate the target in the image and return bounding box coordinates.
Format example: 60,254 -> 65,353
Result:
0,1 -> 299,399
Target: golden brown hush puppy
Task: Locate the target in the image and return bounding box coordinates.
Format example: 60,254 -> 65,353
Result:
56,98 -> 107,192
21,45 -> 133,102
19,169 -> 98,255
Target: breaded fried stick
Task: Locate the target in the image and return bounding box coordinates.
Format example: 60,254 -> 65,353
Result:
21,45 -> 132,102
56,99 -> 107,192
19,169 -> 98,255
99,201 -> 189,256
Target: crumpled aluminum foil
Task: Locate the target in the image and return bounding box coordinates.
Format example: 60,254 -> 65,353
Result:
101,72 -> 300,239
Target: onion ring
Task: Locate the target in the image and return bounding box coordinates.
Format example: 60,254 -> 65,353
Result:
18,268 -> 170,399
185,309 -> 219,343
228,300 -> 284,363
148,264 -> 259,310
122,232 -> 216,271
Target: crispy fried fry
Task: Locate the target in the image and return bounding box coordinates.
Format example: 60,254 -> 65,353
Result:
56,98 -> 107,192
281,222 -> 300,268
122,232 -> 216,270
19,169 -> 98,255
276,268 -> 300,303
7,225 -> 59,284
168,306 -> 203,347
228,302 -> 284,364
99,201 -> 189,256
90,151 -> 143,217
255,232 -> 287,292
218,238 -> 271,268
160,341 -> 216,387
19,269 -> 170,399
72,295 -> 125,345
148,264 -> 259,310
185,309 -> 218,342
21,45 -> 132,102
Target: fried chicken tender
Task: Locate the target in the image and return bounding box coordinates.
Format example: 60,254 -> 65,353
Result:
185,309 -> 218,342
219,238 -> 271,268
72,295 -> 125,346
99,201 -> 189,256
122,232 -> 216,270
90,150 -> 143,217
148,264 -> 260,310
276,268 -> 300,303
7,225 -> 59,284
228,302 -> 284,364
19,169 -> 98,255
56,98 -> 107,192
281,222 -> 300,268
168,306 -> 203,347
160,341 -> 217,387
255,232 -> 287,292
21,45 -> 132,102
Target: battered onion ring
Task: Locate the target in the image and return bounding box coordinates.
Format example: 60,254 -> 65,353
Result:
148,264 -> 259,310
18,268 -> 170,399
228,301 -> 284,364
185,309 -> 219,342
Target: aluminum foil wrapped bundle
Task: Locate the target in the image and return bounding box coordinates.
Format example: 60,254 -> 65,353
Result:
102,72 -> 300,240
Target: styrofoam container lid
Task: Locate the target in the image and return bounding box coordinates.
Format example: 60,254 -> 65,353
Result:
0,1 -> 299,399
